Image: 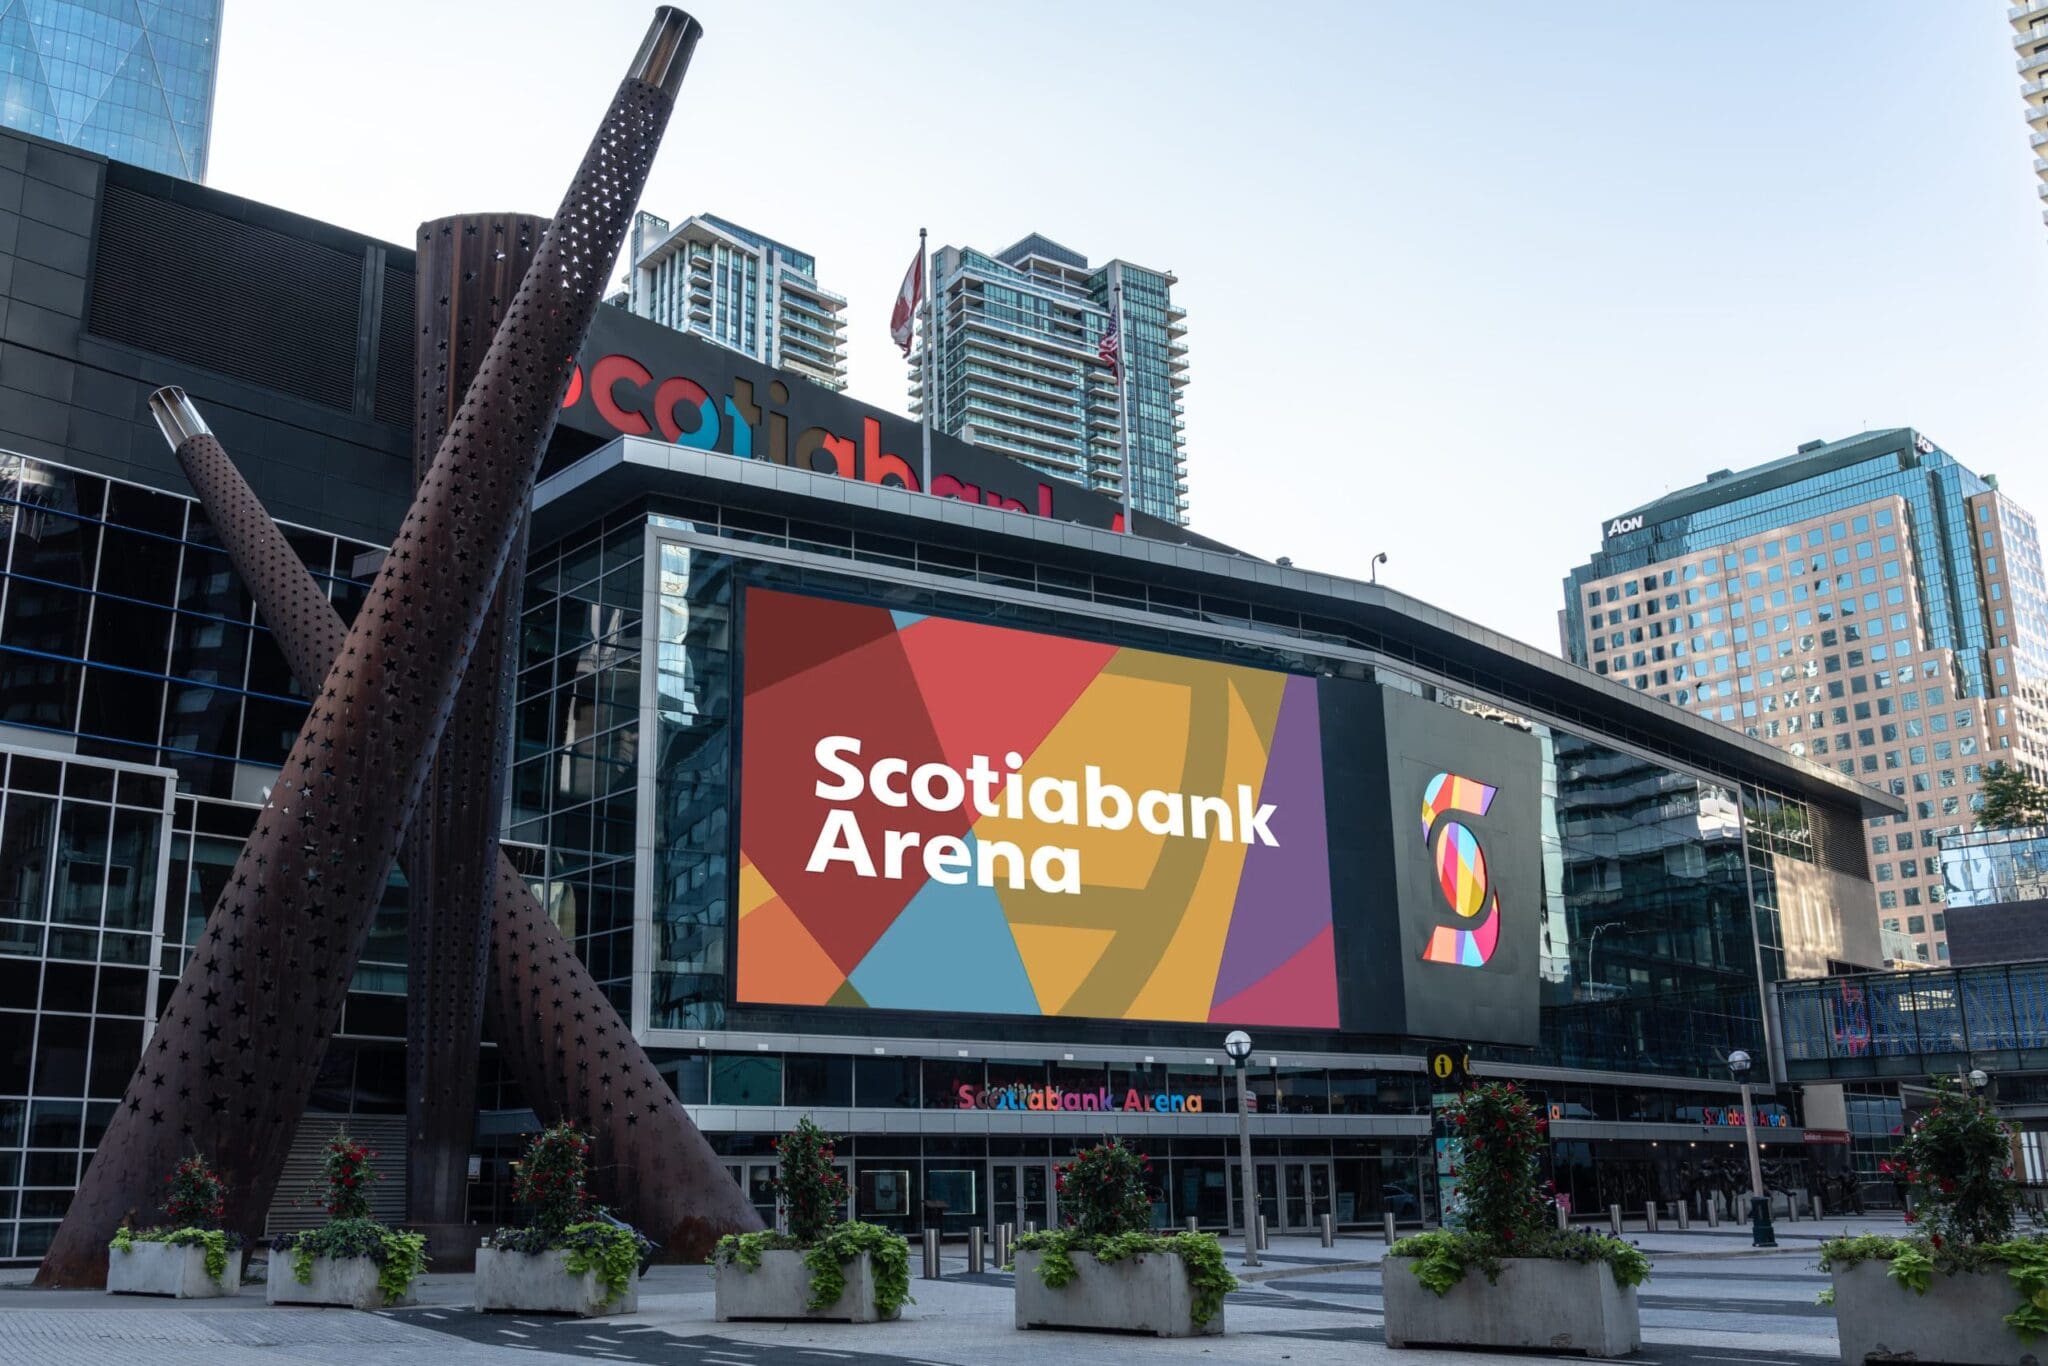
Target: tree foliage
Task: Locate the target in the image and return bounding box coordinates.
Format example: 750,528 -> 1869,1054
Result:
1979,762 -> 2048,831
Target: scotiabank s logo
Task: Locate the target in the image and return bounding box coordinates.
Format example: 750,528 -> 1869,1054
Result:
1418,772 -> 1501,968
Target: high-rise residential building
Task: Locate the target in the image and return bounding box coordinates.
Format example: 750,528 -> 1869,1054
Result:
1562,430 -> 2048,966
625,211 -> 848,391
0,0 -> 220,181
911,233 -> 1189,525
2014,0 -> 2048,230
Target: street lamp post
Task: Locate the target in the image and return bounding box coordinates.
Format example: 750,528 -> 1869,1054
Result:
1728,1049 -> 1775,1248
1226,1030 -> 1259,1268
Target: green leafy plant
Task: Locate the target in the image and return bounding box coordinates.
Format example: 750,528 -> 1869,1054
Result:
1978,761 -> 2048,829
1054,1139 -> 1152,1239
272,1217 -> 428,1305
1818,1233 -> 2048,1341
1885,1075 -> 2020,1249
109,1225 -> 243,1285
1012,1227 -> 1237,1328
511,1123 -> 593,1239
162,1153 -> 228,1230
561,1221 -> 649,1310
712,1223 -> 914,1319
1389,1081 -> 1647,1295
316,1130 -> 381,1221
771,1118 -> 849,1244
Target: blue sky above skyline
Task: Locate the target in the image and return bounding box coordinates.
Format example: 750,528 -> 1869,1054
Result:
209,2 -> 2047,649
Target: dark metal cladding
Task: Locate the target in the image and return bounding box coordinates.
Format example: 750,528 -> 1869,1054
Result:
35,10 -> 702,1286
155,403 -> 759,1261
402,211 -> 543,1229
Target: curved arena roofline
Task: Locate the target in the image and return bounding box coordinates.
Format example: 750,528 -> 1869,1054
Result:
534,433 -> 1905,823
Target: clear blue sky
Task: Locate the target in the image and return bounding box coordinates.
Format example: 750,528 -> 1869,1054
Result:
210,1 -> 2047,651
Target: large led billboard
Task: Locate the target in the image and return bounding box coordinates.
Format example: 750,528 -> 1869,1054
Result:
734,587 -> 1339,1027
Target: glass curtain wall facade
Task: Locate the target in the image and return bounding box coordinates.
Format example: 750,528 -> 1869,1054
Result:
0,0 -> 220,181
1943,826 -> 2048,908
1562,432 -> 2048,963
0,453 -> 406,1258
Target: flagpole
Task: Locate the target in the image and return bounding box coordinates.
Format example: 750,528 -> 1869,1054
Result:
918,226 -> 933,493
1112,269 -> 1134,531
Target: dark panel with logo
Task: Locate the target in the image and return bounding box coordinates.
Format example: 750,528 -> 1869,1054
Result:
1381,688 -> 1542,1047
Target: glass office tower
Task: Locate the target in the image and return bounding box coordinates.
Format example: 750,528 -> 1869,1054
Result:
0,0 -> 222,181
1562,431 -> 2048,965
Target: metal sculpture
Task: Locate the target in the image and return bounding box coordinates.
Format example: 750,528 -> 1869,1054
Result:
147,387 -> 761,1259
37,7 -> 706,1286
402,211 -> 544,1230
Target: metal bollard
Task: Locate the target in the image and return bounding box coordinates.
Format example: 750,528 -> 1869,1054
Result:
967,1227 -> 985,1275
1708,1201 -> 1720,1228
1025,1219 -> 1038,1234
1256,1214 -> 1269,1250
995,1223 -> 1012,1269
1320,1213 -> 1335,1248
1556,1202 -> 1569,1232
1609,1204 -> 1624,1235
1384,1211 -> 1399,1244
1644,1202 -> 1659,1234
922,1228 -> 942,1280
1787,1193 -> 1801,1223
1676,1203 -> 1690,1231
1185,1216 -> 1199,1233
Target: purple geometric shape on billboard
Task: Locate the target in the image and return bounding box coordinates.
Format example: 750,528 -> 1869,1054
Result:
36,7 -> 705,1287
1212,675 -> 1333,1001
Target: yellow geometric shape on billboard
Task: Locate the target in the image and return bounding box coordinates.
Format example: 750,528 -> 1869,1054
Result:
1011,923 -> 1117,1016
737,857 -> 777,920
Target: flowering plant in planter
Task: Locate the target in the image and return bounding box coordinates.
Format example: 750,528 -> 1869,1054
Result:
1391,1081 -> 1649,1295
1819,1075 -> 2047,1341
713,1118 -> 911,1319
107,1154 -> 245,1286
489,1124 -> 649,1311
269,1130 -> 426,1306
1011,1137 -> 1236,1329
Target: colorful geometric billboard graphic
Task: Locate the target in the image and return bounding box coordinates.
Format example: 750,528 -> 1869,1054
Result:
735,588 -> 1338,1027
1417,772 -> 1500,968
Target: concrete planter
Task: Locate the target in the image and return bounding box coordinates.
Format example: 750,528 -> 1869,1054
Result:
1832,1259 -> 2029,1364
1014,1248 -> 1223,1338
265,1251 -> 416,1309
1383,1255 -> 1640,1357
714,1248 -> 898,1323
105,1240 -> 243,1298
475,1246 -> 637,1317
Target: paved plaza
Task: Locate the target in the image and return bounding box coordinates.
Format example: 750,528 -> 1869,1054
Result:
0,1215 -> 1905,1366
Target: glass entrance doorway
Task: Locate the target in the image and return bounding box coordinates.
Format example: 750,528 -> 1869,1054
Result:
1231,1160 -> 1335,1234
991,1162 -> 1055,1233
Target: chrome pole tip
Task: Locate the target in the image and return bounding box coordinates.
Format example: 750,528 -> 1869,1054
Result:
630,8 -> 702,96
148,386 -> 210,448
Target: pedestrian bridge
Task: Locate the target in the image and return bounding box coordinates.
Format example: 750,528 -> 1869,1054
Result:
1776,960 -> 2048,1081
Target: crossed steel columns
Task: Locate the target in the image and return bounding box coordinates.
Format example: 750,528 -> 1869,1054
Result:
37,8 -> 757,1285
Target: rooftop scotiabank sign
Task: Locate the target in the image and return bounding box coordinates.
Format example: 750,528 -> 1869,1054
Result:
559,304 -> 1197,542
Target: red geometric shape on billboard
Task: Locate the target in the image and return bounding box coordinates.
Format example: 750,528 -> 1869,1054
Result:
1207,924 -> 1338,1028
892,613 -> 1116,775
743,588 -> 901,695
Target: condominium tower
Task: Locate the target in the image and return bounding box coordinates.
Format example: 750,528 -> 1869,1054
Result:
911,233 -> 1189,525
625,211 -> 848,391
1562,431 -> 2048,964
2014,0 -> 2048,230
0,0 -> 221,180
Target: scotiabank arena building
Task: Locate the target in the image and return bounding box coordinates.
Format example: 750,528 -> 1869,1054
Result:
0,129 -> 1904,1260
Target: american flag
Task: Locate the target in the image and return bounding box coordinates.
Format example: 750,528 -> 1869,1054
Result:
1098,315 -> 1121,378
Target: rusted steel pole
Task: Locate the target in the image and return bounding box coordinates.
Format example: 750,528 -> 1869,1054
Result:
37,8 -> 707,1286
150,391 -> 761,1261
402,211 -> 541,1232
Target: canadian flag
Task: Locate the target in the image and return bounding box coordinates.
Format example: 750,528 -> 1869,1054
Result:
890,245 -> 923,357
